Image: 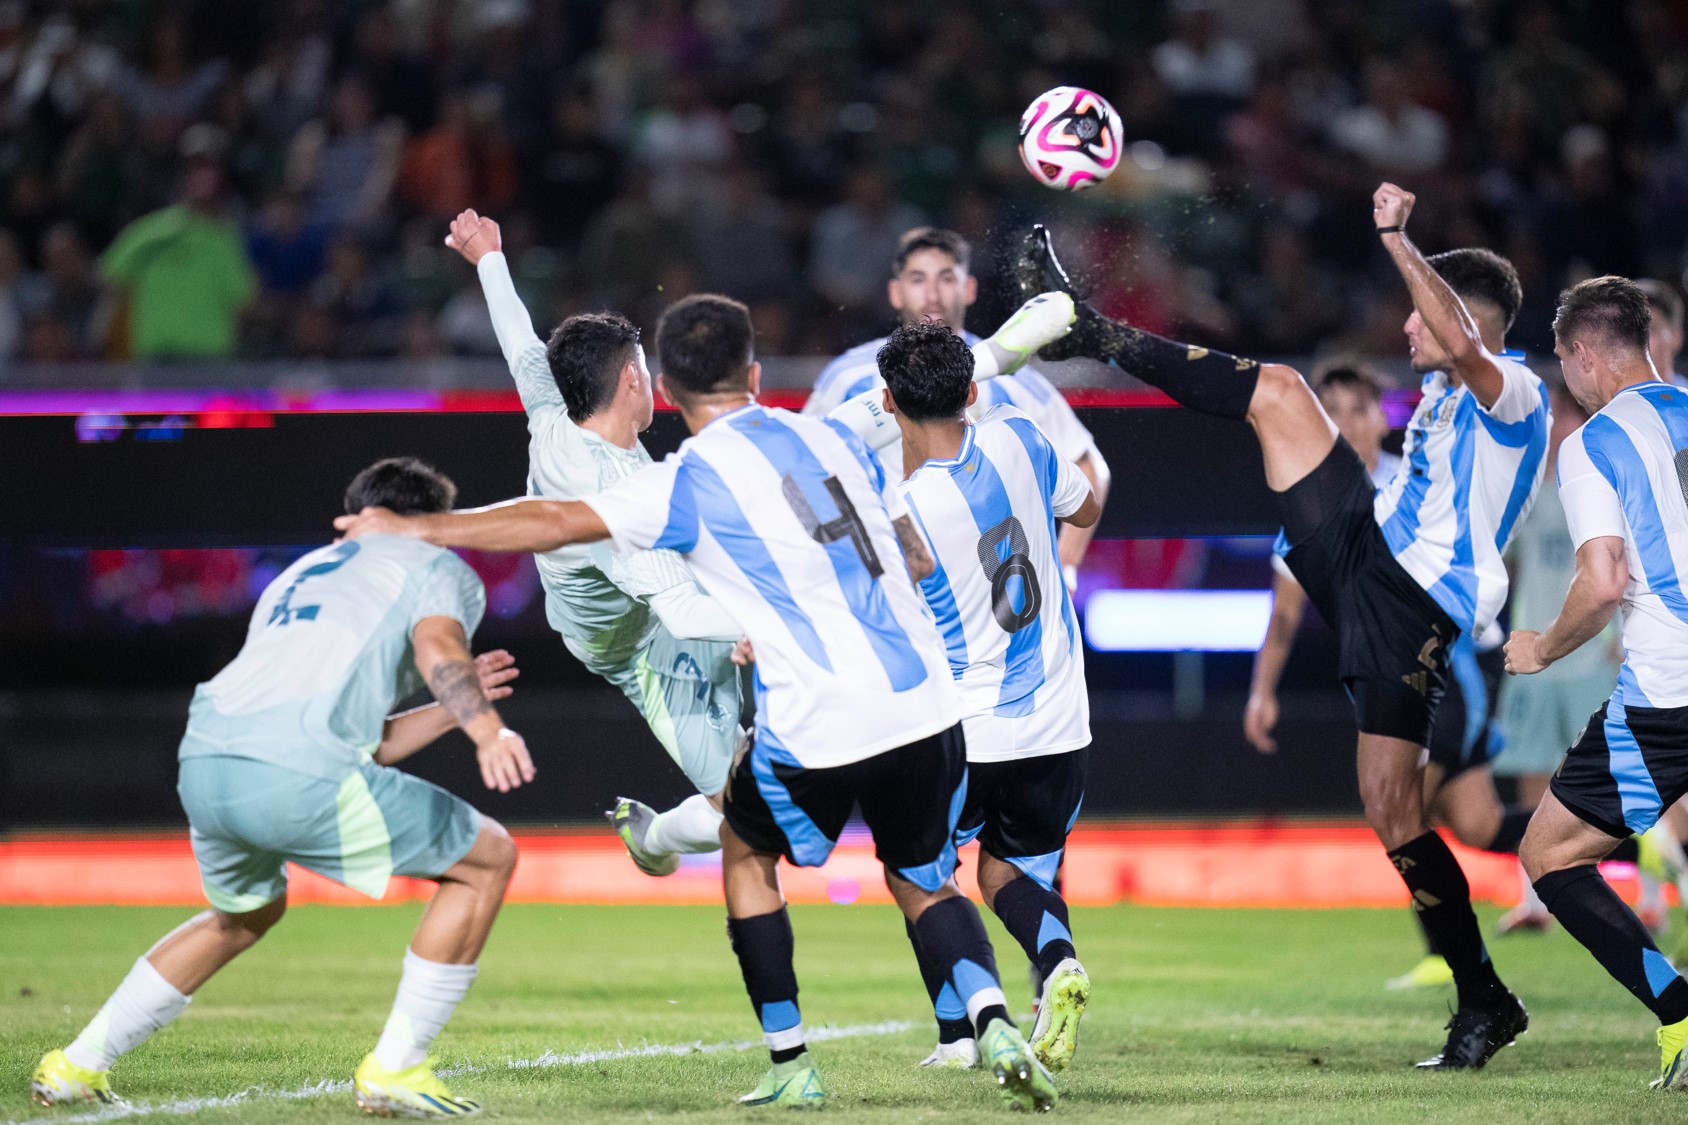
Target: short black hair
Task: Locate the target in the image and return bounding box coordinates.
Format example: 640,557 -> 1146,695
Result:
344,457 -> 457,515
545,312 -> 639,423
1313,360 -> 1384,403
1553,275 -> 1652,352
1637,278 -> 1685,331
893,227 -> 970,275
877,321 -> 975,421
656,294 -> 754,396
1427,248 -> 1523,333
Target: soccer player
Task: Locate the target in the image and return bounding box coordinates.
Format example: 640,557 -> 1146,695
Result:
30,458 -> 532,1117
869,322 -> 1099,1073
335,295 -> 1058,1110
806,227 -> 1110,587
443,209 -> 744,877
1019,182 -> 1546,1069
1639,278 -> 1685,386
1507,276 -> 1688,1089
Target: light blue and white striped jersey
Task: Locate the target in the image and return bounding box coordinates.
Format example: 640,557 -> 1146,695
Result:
584,403 -> 961,768
180,536 -> 486,781
1372,351 -> 1550,635
901,406 -> 1092,761
1557,381 -> 1688,708
805,332 -> 1099,478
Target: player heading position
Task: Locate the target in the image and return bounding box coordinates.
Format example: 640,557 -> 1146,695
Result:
1507,277 -> 1688,1089
1020,183 -> 1547,1069
445,209 -> 743,877
336,297 -> 1057,1110
874,322 -> 1099,1073
31,458 -> 532,1118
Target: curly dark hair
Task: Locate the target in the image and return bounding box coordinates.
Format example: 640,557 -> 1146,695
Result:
877,321 -> 975,422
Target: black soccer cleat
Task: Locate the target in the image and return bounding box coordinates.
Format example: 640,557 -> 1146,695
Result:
1012,224 -> 1106,362
1415,991 -> 1529,1070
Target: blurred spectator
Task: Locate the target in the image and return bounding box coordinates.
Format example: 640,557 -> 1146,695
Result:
54,93 -> 134,246
691,164 -> 793,304
247,193 -> 328,299
346,10 -> 436,134
20,224 -> 102,357
631,72 -> 733,217
308,236 -> 404,358
120,21 -> 226,147
527,90 -> 622,248
0,231 -> 24,363
1540,125 -> 1641,281
287,76 -> 403,233
1231,223 -> 1345,354
1484,3 -> 1623,164
808,167 -> 925,331
398,91 -> 519,223
1151,0 -> 1256,135
1638,278 -> 1685,384
98,139 -> 256,361
1225,74 -> 1310,197
1328,59 -> 1448,174
576,167 -> 692,315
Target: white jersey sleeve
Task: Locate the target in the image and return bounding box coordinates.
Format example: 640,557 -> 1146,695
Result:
1556,425 -> 1630,548
410,550 -> 488,635
583,456 -> 691,554
477,251 -> 565,418
1051,450 -> 1092,519
1483,352 -> 1545,425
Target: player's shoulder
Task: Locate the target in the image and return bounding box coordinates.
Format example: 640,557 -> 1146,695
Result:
814,337 -> 888,388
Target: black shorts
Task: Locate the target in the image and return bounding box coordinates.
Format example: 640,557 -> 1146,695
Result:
1426,640 -> 1505,779
956,748 -> 1087,889
1551,698 -> 1688,840
1278,439 -> 1458,746
723,723 -> 967,891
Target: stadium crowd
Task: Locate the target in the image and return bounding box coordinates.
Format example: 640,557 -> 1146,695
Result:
0,0 -> 1684,369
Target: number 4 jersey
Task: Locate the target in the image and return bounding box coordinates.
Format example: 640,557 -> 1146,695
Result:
584,403 -> 961,769
900,405 -> 1092,762
179,536 -> 487,780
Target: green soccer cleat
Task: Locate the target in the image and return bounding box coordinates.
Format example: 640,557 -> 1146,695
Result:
1654,1015 -> 1688,1090
979,1018 -> 1058,1113
1029,957 -> 1089,1073
1385,954 -> 1453,991
353,1053 -> 482,1119
30,1049 -> 119,1107
606,796 -> 679,877
738,1052 -> 826,1108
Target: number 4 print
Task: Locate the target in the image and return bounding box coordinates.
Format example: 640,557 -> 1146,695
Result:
783,473 -> 884,578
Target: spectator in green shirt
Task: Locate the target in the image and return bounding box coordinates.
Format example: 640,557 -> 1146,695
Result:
100,134 -> 256,360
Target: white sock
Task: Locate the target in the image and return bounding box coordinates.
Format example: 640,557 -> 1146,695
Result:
1516,862 -> 1546,914
65,957 -> 191,1071
644,794 -> 724,856
373,949 -> 478,1071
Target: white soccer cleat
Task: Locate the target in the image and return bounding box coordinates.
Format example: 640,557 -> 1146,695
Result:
917,1039 -> 979,1069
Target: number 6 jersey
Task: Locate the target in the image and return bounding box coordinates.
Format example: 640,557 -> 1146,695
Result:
899,405 -> 1092,762
584,403 -> 961,769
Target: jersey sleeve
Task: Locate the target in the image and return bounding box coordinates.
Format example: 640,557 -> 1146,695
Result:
477,251 -> 565,417
608,544 -> 698,600
582,455 -> 696,554
1481,355 -> 1545,425
999,366 -> 1098,464
1556,428 -> 1629,549
1050,447 -> 1092,519
411,551 -> 488,638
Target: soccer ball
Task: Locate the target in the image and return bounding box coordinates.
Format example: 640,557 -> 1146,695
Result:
1017,87 -> 1123,192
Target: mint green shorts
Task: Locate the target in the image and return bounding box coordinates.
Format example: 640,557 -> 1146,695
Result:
606,630 -> 745,796
178,757 -> 483,914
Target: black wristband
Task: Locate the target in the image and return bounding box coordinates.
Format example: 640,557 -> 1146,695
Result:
1376,225 -> 1405,234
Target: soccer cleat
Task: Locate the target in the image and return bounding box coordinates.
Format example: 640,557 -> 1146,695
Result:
606,797 -> 679,877
1384,954 -> 1454,991
353,1053 -> 482,1118
975,292 -> 1076,378
917,1039 -> 979,1068
738,1052 -> 826,1108
1653,1014 -> 1688,1090
1029,957 -> 1089,1073
1011,225 -> 1106,362
30,1049 -> 119,1107
1415,991 -> 1528,1070
978,1018 -> 1058,1113
1494,905 -> 1554,936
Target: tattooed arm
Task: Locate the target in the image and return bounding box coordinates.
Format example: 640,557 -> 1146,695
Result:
893,514 -> 935,583
411,616 -> 535,792
374,650 -> 520,766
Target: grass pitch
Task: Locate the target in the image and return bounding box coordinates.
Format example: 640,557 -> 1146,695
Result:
1,901 -> 1681,1122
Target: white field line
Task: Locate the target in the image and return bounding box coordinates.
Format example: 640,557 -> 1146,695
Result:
10,1019 -> 918,1125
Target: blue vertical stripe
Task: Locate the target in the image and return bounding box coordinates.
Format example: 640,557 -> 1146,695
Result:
1447,634 -> 1486,762
1607,696 -> 1664,833
1618,662 -> 1652,708
1421,395 -> 1480,632
1583,414 -> 1688,624
824,417 -> 888,495
653,459 -> 700,552
1485,382 -> 1551,551
1640,381 -> 1688,451
1003,415 -> 1079,650
906,497 -> 969,674
751,718 -> 836,867
952,439 -> 1045,717
731,409 -> 927,691
1381,378 -> 1454,548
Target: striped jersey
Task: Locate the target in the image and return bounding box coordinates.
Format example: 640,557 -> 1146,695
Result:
1557,381 -> 1688,708
1372,350 -> 1550,635
584,403 -> 961,768
900,406 -> 1092,761
181,536 -> 486,781
805,332 -> 1099,477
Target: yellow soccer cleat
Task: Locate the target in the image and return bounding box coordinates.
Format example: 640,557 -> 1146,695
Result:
1029,958 -> 1089,1073
978,1018 -> 1057,1113
1384,954 -> 1453,991
353,1054 -> 482,1119
30,1049 -> 119,1107
1654,1015 -> 1688,1091
737,1052 -> 826,1108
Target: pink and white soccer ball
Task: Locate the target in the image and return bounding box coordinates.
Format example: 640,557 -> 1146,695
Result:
1017,86 -> 1124,192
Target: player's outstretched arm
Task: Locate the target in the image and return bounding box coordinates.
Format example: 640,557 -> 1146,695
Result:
412,617 -> 535,792
445,208 -> 557,410
1374,183 -> 1507,408
335,497 -> 611,554
1244,571 -> 1308,754
375,649 -> 520,765
1505,535 -> 1628,675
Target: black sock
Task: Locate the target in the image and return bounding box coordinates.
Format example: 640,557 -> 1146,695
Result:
1388,831 -> 1506,1010
727,908 -> 805,1063
914,896 -> 1012,1038
904,917 -> 974,1043
991,876 -> 1076,982
1486,806 -> 1533,855
1084,320 -> 1260,421
1414,909 -> 1441,958
1535,865 -> 1688,1024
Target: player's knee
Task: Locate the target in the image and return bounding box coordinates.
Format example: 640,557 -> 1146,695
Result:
1359,778 -> 1423,846
216,898 -> 285,950
1249,363 -> 1313,419
478,819 -> 519,880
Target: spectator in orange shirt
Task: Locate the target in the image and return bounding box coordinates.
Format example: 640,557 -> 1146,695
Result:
398,92 -> 518,222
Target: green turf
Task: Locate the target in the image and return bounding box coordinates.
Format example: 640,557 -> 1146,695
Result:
1,901 -> 1682,1122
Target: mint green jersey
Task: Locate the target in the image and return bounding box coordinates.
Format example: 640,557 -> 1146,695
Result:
179,535 -> 486,781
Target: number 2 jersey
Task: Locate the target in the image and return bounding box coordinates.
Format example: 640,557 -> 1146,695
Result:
899,405 -> 1092,762
178,535 -> 486,780
583,403 -> 960,769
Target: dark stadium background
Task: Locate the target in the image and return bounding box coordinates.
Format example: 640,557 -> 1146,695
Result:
2,0 -> 1684,829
